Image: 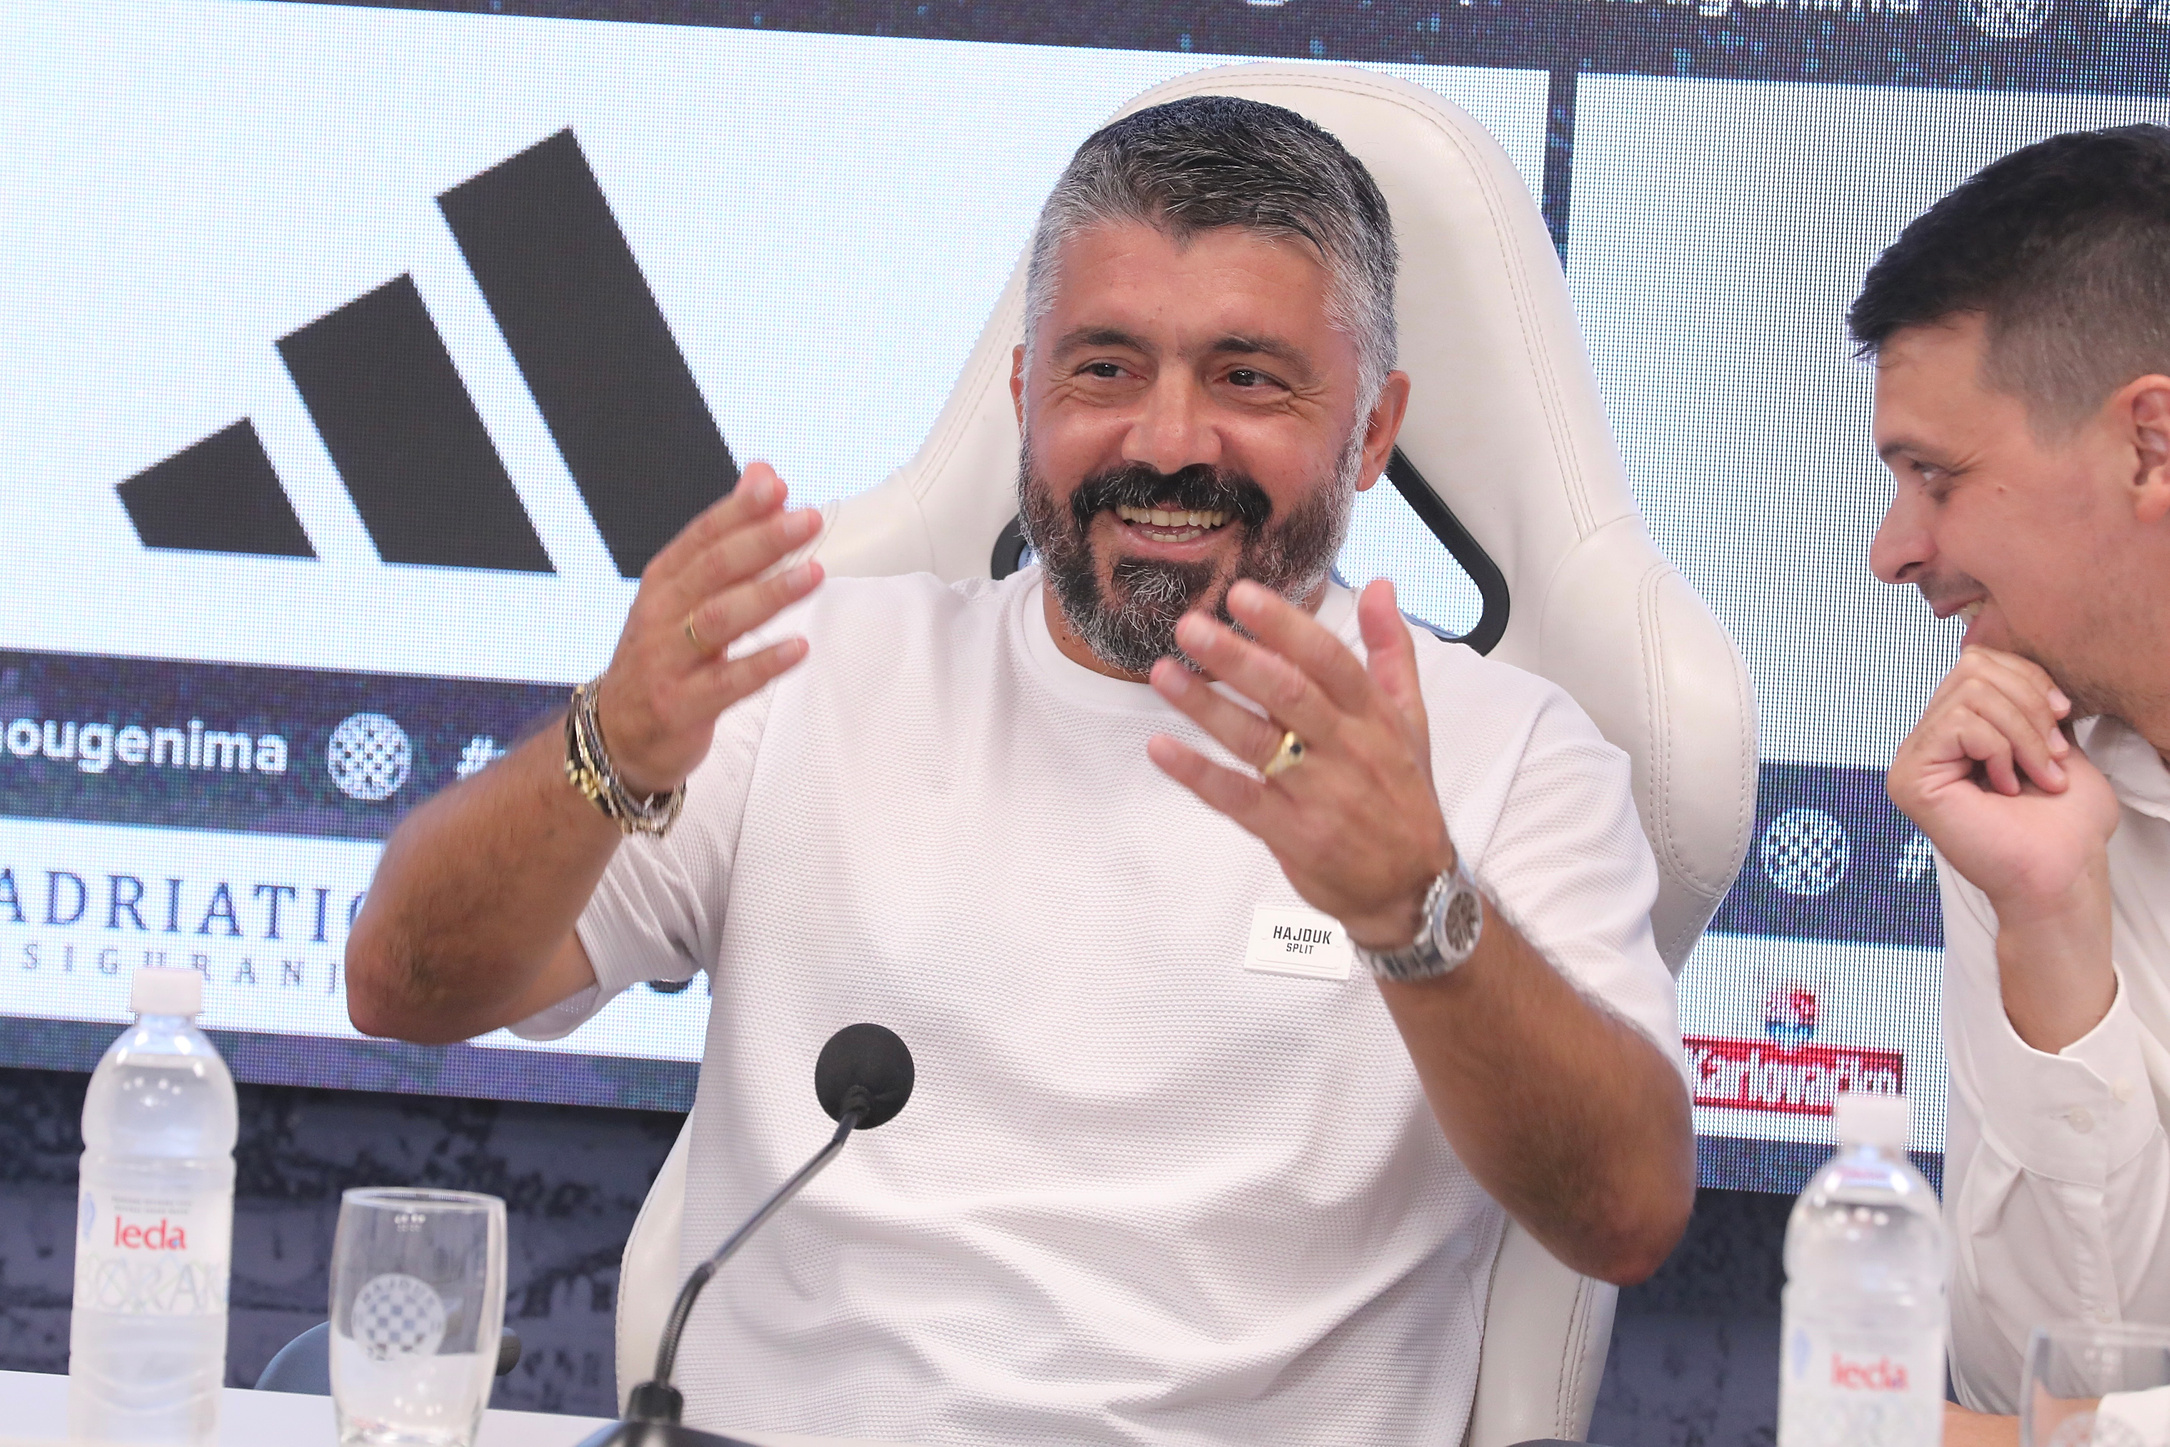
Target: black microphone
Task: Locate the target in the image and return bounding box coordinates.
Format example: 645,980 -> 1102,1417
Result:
578,1023 -> 915,1447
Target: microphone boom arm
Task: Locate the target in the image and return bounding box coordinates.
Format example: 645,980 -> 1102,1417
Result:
581,1026 -> 910,1447
638,1103 -> 866,1414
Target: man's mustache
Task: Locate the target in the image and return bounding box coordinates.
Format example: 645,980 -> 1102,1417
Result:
1916,571 -> 1988,616
1069,464 -> 1274,532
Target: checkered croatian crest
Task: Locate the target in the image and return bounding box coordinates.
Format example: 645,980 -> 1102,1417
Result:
349,1271 -> 449,1361
1759,807 -> 1851,899
327,712 -> 413,802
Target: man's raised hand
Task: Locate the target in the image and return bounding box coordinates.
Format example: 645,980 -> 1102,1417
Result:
1889,645 -> 2120,1051
1145,578 -> 1451,951
595,464 -> 823,796
1888,646 -> 2117,911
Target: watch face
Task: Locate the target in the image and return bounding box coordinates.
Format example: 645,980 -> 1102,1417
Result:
1440,887 -> 1483,955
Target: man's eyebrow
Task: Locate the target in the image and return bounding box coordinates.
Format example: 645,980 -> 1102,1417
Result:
1207,333 -> 1311,371
1877,436 -> 1938,464
1048,326 -> 1317,377
1051,326 -> 1154,356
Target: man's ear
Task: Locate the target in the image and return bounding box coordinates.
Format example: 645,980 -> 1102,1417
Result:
1356,371 -> 1413,493
1011,344 -> 1027,431
2125,375 -> 2170,525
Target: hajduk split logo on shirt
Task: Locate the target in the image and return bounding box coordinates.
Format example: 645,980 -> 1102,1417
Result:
1245,906 -> 1354,980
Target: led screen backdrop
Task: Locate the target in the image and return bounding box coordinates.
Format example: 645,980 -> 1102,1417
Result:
2,0 -> 2163,1190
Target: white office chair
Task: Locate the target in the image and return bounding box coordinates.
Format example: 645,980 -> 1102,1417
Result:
617,64 -> 1757,1445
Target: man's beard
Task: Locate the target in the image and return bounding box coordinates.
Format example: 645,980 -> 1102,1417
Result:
1018,430 -> 1364,677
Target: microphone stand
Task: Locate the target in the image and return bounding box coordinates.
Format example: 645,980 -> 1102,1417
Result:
583,1100 -> 867,1447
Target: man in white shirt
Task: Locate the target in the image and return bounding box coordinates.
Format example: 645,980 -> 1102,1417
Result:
347,96 -> 1694,1445
1856,125 -> 2170,1443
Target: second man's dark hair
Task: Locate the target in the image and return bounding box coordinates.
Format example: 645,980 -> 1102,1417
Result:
1847,124 -> 2170,430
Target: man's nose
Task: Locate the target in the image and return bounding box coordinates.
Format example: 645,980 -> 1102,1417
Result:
1122,374 -> 1221,475
1869,484 -> 1932,586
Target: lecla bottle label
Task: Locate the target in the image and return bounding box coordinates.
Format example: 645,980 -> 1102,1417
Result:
73,1184 -> 231,1316
1778,1323 -> 1945,1447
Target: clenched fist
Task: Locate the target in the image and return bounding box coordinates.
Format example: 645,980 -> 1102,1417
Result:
1888,646 -> 2117,910
1888,645 -> 2119,1051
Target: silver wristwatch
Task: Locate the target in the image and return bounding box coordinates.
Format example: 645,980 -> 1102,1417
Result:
1354,858 -> 1484,983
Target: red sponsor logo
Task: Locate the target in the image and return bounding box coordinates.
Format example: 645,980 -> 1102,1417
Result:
1684,1035 -> 1905,1117
1830,1353 -> 1910,1391
113,1215 -> 188,1251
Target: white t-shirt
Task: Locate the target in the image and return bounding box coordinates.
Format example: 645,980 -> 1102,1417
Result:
520,567 -> 1678,1447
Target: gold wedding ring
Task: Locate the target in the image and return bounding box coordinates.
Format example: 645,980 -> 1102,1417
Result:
684,614 -> 712,655
1263,729 -> 1307,779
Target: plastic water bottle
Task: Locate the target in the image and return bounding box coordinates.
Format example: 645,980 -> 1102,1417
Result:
1778,1092 -> 1947,1447
68,969 -> 237,1445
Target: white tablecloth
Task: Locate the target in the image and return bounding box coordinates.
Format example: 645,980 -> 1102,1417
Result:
0,1370 -> 887,1447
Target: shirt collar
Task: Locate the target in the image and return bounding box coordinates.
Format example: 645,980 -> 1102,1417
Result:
2082,714 -> 2170,824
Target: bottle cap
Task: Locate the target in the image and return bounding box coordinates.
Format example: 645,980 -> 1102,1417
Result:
1833,1090 -> 1910,1149
130,968 -> 203,1018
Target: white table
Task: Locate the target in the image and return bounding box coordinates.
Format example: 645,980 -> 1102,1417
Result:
0,1371 -> 886,1447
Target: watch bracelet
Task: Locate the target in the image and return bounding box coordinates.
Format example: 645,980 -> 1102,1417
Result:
1354,859 -> 1481,983
564,678 -> 686,837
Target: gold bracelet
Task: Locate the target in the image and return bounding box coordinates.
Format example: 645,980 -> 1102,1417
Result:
564,678 -> 686,837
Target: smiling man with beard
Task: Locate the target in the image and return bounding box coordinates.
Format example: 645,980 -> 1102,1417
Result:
345,95 -> 1693,1445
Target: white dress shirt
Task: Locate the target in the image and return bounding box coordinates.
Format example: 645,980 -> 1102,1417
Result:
1941,715 -> 2170,1413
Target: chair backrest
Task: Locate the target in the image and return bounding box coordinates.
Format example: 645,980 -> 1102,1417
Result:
620,63 -> 1758,1444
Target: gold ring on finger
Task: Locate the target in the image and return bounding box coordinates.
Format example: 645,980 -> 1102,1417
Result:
1263,729 -> 1307,779
684,613 -> 712,656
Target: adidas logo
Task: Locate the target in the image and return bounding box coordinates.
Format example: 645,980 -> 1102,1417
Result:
114,129 -> 733,579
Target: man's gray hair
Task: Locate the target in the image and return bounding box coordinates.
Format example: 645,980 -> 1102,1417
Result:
1023,95 -> 1399,410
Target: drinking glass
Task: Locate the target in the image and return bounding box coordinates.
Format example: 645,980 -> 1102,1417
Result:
2023,1323 -> 2170,1447
330,1188 -> 508,1447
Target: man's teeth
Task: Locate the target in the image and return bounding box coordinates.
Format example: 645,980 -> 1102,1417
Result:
1959,601 -> 1984,624
1115,505 -> 1231,529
